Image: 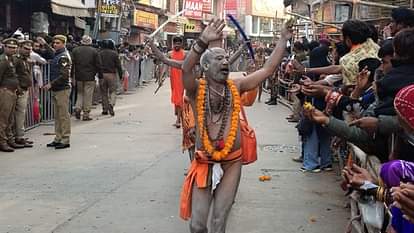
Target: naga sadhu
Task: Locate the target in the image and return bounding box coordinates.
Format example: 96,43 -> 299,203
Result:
179,18 -> 292,233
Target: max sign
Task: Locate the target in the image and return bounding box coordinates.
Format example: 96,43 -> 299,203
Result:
184,0 -> 204,20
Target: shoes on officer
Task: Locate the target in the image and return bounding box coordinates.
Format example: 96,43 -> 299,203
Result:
74,109 -> 81,120
55,143 -> 70,149
0,143 -> 14,152
23,138 -> 34,144
109,105 -> 115,116
8,141 -> 25,149
266,99 -> 278,105
83,116 -> 93,121
15,138 -> 33,148
47,141 -> 59,147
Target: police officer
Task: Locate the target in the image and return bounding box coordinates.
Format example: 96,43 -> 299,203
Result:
0,38 -> 24,152
12,40 -> 35,147
99,39 -> 122,116
44,35 -> 72,149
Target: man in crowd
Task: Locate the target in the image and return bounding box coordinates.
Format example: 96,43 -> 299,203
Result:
0,38 -> 22,152
44,35 -> 72,149
72,35 -> 101,121
33,36 -> 55,60
383,7 -> 414,39
300,20 -> 379,88
12,40 -> 35,147
98,39 -> 122,116
169,36 -> 186,128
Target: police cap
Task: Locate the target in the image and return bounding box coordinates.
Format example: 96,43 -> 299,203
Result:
53,35 -> 67,44
3,38 -> 19,48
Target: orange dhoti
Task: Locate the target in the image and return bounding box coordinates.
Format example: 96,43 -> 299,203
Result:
180,149 -> 242,220
170,50 -> 185,109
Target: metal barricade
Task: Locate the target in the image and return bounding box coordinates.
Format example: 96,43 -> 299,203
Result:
347,143 -> 383,233
24,63 -> 77,130
278,77 -> 291,101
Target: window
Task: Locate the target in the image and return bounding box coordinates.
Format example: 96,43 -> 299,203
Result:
260,17 -> 271,34
252,16 -> 259,34
335,4 -> 351,22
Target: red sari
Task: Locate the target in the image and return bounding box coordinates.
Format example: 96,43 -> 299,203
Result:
170,49 -> 185,109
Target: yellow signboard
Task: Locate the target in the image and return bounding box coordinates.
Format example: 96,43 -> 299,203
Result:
184,20 -> 202,33
100,0 -> 121,17
133,10 -> 159,29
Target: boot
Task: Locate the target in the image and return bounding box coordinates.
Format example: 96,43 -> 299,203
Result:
108,105 -> 115,116
47,141 -> 60,147
0,143 -> 14,152
74,109 -> 81,120
8,141 -> 25,149
15,138 -> 33,148
82,115 -> 93,121
24,138 -> 34,144
266,98 -> 278,105
55,143 -> 70,149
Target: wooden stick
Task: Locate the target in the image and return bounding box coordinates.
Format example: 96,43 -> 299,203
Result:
285,11 -> 341,29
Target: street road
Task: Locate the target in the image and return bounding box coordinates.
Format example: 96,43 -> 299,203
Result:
0,82 -> 348,233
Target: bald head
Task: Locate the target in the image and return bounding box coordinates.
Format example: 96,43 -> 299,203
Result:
200,47 -> 229,83
200,48 -> 226,70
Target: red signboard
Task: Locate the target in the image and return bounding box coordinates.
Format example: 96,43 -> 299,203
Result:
184,0 -> 204,20
202,0 -> 212,13
225,0 -> 237,17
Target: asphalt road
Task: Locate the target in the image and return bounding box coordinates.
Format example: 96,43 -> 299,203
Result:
0,82 -> 348,233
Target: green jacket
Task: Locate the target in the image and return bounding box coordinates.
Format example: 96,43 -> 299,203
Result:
325,115 -> 400,162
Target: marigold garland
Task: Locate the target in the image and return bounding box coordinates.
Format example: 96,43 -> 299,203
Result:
196,79 -> 241,161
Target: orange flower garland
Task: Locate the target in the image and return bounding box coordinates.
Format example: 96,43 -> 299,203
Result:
196,79 -> 241,161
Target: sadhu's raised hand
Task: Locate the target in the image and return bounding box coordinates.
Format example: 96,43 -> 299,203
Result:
200,18 -> 226,43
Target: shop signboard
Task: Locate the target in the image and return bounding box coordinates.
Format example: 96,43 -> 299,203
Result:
133,10 -> 159,29
100,0 -> 121,18
185,20 -> 202,33
225,0 -> 237,17
202,0 -> 212,13
184,0 -> 204,20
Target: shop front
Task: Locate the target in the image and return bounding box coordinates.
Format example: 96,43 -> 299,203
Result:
131,9 -> 158,44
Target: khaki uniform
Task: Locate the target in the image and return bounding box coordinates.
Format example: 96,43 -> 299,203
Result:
72,45 -> 100,117
99,48 -> 122,114
12,54 -> 32,140
50,48 -> 72,144
99,73 -> 117,111
0,54 -> 19,145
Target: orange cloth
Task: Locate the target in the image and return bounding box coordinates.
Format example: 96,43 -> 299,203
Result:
180,149 -> 242,220
170,49 -> 185,108
182,97 -> 196,152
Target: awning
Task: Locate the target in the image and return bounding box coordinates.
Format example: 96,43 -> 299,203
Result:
51,0 -> 91,17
